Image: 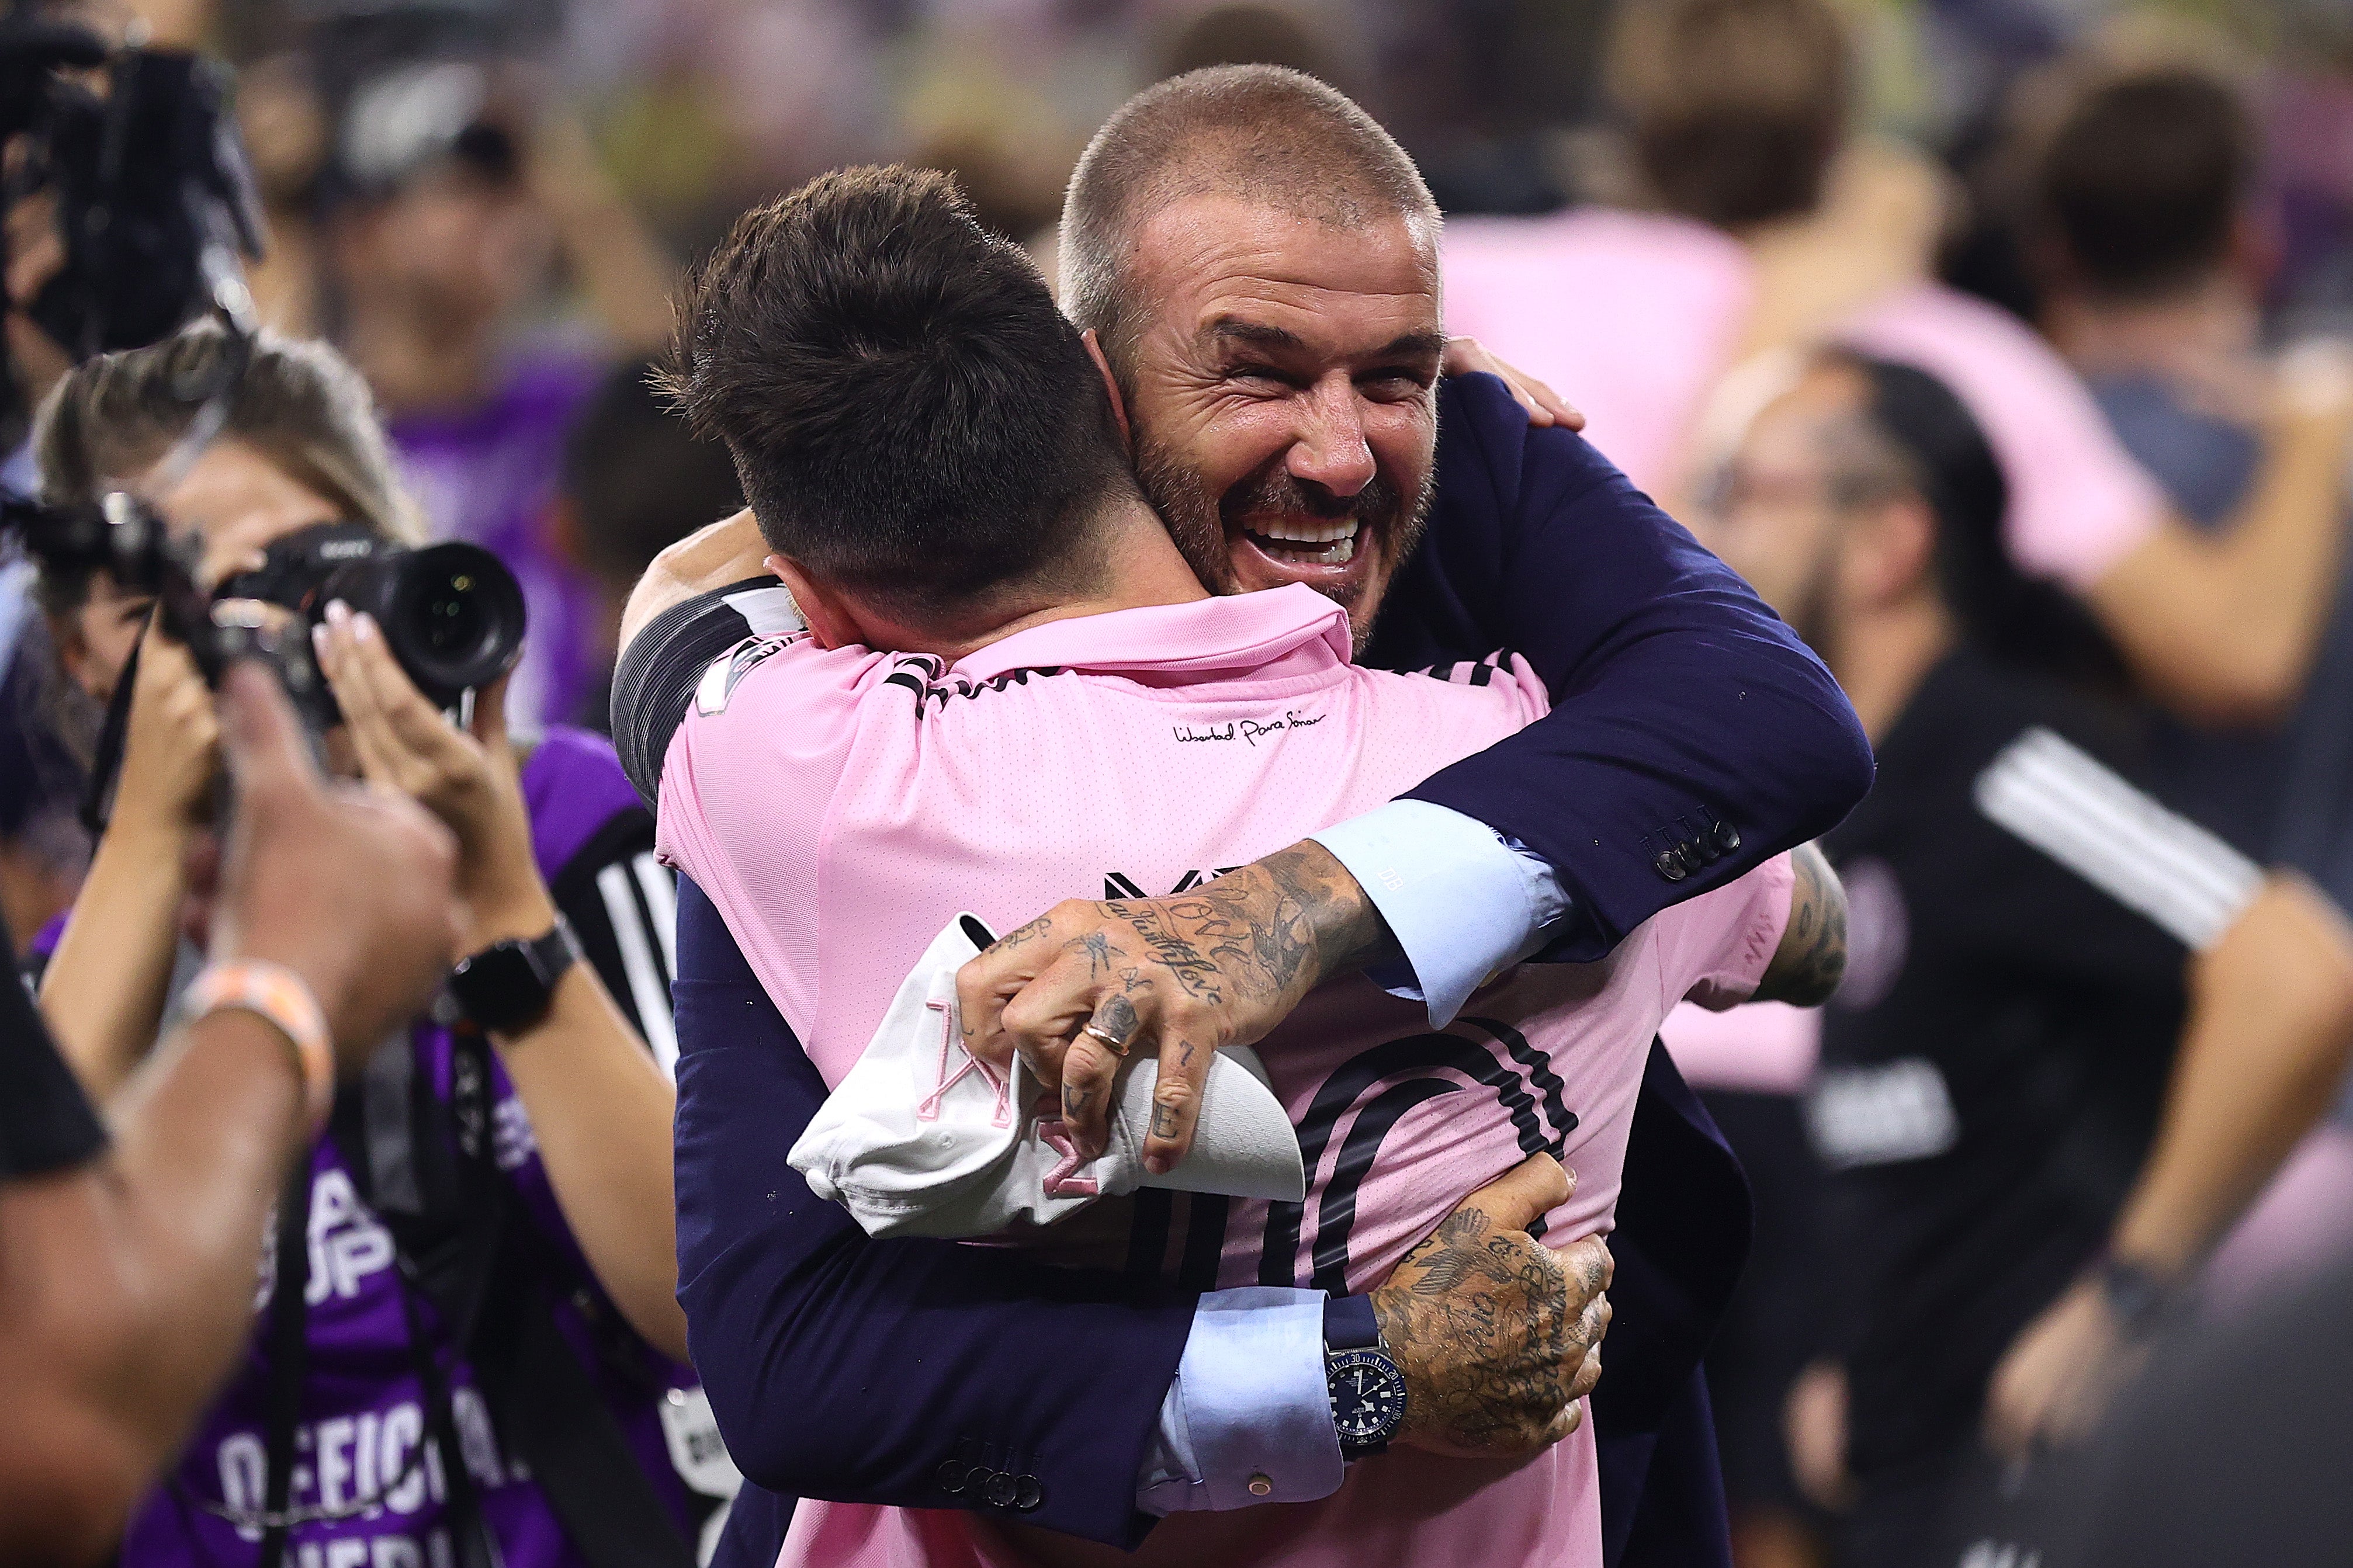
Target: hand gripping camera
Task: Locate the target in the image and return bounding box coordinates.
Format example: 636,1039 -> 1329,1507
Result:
8,486 -> 526,830
2,11 -> 524,825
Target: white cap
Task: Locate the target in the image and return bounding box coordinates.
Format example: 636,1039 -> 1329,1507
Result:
789,914 -> 1305,1239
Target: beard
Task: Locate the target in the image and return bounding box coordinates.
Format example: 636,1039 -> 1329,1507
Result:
1131,429 -> 1433,653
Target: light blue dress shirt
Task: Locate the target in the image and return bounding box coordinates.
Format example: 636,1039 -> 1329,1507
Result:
1137,799 -> 1569,1511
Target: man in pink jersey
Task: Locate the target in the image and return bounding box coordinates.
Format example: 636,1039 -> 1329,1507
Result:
653,165 -> 1844,1568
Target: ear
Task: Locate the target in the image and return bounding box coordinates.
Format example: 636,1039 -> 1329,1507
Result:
1082,329 -> 1133,448
2228,206 -> 2280,292
1855,495 -> 1940,606
47,611 -> 96,698
765,554 -> 863,651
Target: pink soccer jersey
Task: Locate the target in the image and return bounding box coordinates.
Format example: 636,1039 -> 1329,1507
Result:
657,584 -> 1794,1568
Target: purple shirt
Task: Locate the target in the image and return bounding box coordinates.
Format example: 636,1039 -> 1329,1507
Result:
116,729 -> 698,1568
389,354 -> 605,732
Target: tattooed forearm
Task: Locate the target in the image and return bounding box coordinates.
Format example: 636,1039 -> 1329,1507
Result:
1755,842 -> 1848,1007
1112,841 -> 1400,1012
1262,841 -> 1399,979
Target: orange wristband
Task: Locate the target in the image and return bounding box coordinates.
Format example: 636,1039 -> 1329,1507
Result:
183,962 -> 334,1132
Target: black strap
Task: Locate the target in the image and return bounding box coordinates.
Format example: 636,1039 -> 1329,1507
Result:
470,1231 -> 696,1568
78,635 -> 137,837
394,1255 -> 504,1568
340,1032 -> 694,1568
255,1158 -> 314,1568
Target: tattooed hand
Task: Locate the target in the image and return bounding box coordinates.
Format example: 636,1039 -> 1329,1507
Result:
955,839 -> 1399,1169
1373,1153 -> 1614,1457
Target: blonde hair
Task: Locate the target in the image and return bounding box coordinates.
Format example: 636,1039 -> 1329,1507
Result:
35,322 -> 425,564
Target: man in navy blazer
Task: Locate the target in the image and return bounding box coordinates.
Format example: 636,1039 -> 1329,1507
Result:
616,67 -> 1871,1568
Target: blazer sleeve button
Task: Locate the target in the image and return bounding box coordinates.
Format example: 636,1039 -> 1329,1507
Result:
1654,849 -> 1687,882
936,1460 -> 969,1494
1711,820 -> 1741,855
983,1470 -> 1020,1508
1014,1476 -> 1044,1511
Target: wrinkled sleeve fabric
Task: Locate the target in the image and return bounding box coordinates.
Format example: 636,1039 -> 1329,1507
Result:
1139,1286 -> 1340,1515
1311,799 -> 1569,1025
670,874 -> 1198,1550
1365,373 -> 1874,962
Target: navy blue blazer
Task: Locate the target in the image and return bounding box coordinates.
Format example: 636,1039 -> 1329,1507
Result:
671,373 -> 1872,1565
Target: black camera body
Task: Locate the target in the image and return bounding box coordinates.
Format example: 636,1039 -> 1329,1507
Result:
221,518 -> 529,721
1,10 -> 266,447
6,491 -> 525,828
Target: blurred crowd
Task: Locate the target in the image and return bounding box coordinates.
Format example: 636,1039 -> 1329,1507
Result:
8,1 -> 2353,1567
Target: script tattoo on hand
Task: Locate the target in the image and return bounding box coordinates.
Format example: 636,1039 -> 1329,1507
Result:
1100,842 -> 1399,1020
1108,899 -> 1228,1005
1756,842 -> 1848,1007
989,915 -> 1054,955
1371,1208 -> 1606,1455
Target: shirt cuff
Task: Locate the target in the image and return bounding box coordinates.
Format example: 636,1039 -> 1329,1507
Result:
1136,1287 -> 1342,1515
1311,800 -> 1571,1026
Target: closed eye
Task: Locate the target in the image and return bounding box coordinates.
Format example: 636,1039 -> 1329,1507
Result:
1357,366 -> 1434,399
1224,362 -> 1303,391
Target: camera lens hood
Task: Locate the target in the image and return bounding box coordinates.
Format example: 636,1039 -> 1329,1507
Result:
321,541 -> 525,708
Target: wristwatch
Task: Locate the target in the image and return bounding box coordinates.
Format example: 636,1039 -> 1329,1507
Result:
1324,1294 -> 1408,1459
442,920 -> 580,1035
2091,1252 -> 2175,1335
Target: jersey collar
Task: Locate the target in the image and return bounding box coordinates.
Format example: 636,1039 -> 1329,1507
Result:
948,584 -> 1354,684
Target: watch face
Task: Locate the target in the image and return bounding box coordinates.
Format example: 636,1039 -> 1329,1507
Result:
1327,1348 -> 1408,1446
449,942 -> 543,1031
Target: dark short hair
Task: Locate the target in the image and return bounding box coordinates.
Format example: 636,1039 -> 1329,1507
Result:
2039,69 -> 2253,300
1607,0 -> 1849,230
562,359 -> 744,588
663,166 -> 1129,623
1825,349 -> 2126,689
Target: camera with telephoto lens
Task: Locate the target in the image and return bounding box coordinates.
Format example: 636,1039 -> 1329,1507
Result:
219,519 -> 528,719
0,5 -> 266,449
4,488 -> 524,830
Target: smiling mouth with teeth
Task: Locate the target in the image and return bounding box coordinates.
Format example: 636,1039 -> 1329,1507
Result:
1240,518 -> 1361,566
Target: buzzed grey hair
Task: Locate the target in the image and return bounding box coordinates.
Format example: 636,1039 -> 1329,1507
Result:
1060,65 -> 1440,384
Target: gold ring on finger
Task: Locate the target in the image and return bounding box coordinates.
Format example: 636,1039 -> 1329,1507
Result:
1079,1023 -> 1131,1059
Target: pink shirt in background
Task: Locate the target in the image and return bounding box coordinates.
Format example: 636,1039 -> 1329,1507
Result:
1444,210 -> 1754,497
1443,209 -> 2165,594
1840,284 -> 2165,590
657,585 -> 1793,1568
1658,1000 -> 1821,1097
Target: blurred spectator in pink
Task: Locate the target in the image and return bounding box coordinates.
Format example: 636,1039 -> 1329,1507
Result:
1443,0 -> 2353,734
2030,61 -> 2353,1300
320,54 -> 675,729
2035,64 -> 2353,915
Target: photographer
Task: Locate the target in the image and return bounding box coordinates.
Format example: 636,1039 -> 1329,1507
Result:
30,324 -> 719,1568
0,658 -> 464,1567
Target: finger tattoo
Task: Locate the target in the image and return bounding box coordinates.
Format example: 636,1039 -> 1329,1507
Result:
1096,994 -> 1139,1046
